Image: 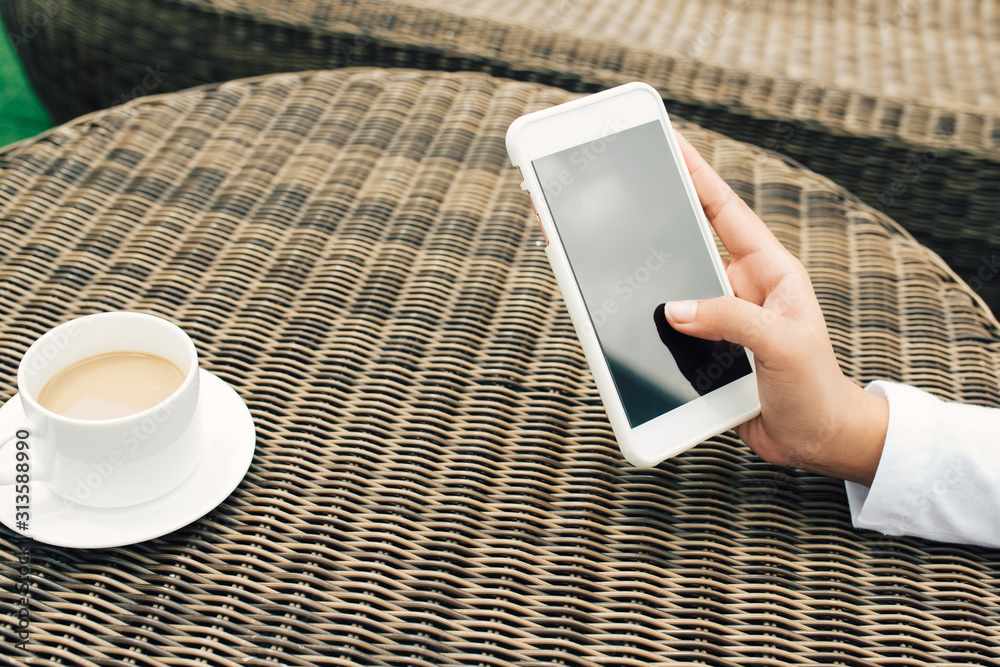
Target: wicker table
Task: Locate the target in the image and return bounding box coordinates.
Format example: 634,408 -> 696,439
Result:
5,0 -> 1000,312
2,68 -> 1000,666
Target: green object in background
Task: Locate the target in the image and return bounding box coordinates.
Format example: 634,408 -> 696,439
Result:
0,13 -> 52,149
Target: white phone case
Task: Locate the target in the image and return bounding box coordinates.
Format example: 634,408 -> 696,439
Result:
506,82 -> 760,467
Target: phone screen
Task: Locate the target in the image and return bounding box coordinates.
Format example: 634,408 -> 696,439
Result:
532,120 -> 753,428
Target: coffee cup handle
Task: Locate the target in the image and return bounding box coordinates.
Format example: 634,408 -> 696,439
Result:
0,418 -> 49,486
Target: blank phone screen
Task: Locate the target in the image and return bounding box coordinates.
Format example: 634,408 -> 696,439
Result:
532,120 -> 752,427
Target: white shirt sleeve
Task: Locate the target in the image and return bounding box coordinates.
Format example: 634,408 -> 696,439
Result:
844,380 -> 1000,548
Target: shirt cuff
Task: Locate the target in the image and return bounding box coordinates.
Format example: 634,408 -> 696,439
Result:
844,380 -> 1000,547
844,380 -> 935,536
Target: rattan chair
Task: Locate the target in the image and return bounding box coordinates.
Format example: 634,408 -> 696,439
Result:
2,67 -> 999,665
4,0 -> 1000,311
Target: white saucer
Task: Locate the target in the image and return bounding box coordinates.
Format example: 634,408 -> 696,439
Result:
0,369 -> 255,549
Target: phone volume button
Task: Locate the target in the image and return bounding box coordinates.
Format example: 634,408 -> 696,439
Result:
527,194 -> 548,245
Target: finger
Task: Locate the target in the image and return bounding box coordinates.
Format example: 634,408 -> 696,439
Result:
664,295 -> 785,364
675,131 -> 782,261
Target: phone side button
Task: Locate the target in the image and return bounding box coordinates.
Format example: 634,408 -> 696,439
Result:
527,195 -> 548,245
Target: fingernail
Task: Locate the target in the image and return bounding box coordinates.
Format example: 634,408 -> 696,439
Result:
666,300 -> 698,323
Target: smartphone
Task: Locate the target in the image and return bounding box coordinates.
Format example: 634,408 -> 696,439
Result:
506,82 -> 760,467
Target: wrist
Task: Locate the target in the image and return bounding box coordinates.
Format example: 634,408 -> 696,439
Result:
809,381 -> 889,486
844,384 -> 888,485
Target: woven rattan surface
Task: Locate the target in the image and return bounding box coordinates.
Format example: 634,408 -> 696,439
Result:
2,68 -> 1000,665
4,0 -> 1000,311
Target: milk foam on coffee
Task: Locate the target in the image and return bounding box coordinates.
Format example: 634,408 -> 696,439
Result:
38,351 -> 185,419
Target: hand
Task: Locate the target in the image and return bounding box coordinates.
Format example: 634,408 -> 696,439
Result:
665,132 -> 889,486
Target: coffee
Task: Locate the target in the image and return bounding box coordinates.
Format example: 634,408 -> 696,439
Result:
38,351 -> 185,419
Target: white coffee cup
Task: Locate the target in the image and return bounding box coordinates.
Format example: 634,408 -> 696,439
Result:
0,312 -> 203,508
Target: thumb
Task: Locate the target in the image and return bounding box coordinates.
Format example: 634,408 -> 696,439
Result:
664,295 -> 783,363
